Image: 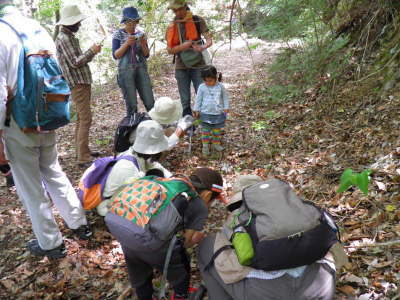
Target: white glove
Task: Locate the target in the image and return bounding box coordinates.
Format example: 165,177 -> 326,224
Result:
177,115 -> 194,131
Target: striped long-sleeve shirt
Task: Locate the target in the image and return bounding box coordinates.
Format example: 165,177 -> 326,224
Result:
55,27 -> 95,89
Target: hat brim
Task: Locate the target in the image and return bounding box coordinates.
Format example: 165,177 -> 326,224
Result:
57,14 -> 87,26
120,17 -> 142,24
168,2 -> 188,10
132,136 -> 169,154
227,192 -> 243,212
148,104 -> 182,125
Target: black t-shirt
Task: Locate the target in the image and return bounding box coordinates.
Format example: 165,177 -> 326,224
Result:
182,196 -> 208,231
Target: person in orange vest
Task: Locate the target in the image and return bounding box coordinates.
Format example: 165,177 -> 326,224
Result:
165,0 -> 212,117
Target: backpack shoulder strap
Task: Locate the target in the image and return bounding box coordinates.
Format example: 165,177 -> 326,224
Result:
204,245 -> 234,271
192,15 -> 202,39
0,18 -> 23,43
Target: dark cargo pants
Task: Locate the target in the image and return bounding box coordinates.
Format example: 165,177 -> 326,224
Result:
175,68 -> 203,117
105,212 -> 190,300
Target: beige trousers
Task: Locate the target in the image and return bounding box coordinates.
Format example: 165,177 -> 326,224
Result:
71,84 -> 92,163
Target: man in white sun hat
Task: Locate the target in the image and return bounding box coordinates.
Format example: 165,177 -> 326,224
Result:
55,4 -> 102,166
96,120 -> 173,216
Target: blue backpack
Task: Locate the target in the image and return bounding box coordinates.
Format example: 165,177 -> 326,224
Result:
0,19 -> 70,132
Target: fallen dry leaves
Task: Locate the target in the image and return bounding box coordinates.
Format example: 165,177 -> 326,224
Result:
0,40 -> 399,299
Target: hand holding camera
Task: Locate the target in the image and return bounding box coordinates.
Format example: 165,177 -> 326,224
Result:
91,43 -> 102,54
125,35 -> 136,46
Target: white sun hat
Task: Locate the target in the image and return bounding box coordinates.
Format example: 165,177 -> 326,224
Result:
132,120 -> 169,154
149,97 -> 183,125
57,5 -> 87,26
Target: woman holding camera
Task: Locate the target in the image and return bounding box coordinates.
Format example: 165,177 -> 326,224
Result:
112,7 -> 155,116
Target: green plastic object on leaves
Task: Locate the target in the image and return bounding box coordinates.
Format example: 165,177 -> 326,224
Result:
337,168 -> 372,195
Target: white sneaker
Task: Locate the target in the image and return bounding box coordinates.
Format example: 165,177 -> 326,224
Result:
212,144 -> 224,152
202,144 -> 210,156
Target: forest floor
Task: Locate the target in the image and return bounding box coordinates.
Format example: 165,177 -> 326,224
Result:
0,37 -> 399,299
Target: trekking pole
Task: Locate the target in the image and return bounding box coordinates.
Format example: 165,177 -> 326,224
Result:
187,126 -> 194,154
158,235 -> 178,299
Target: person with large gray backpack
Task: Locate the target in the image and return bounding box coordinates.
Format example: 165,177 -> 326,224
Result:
196,175 -> 348,300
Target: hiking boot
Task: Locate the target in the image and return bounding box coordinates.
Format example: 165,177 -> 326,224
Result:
190,284 -> 207,300
202,144 -> 210,156
27,239 -> 67,259
211,143 -> 224,152
72,225 -> 92,240
6,173 -> 14,187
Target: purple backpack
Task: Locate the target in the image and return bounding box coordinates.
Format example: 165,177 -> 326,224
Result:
78,155 -> 139,209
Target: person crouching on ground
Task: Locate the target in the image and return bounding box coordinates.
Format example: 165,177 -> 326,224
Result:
105,167 -> 224,300
197,175 -> 347,300
96,120 -> 173,216
148,96 -> 195,151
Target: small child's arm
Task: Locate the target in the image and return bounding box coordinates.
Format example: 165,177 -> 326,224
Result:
221,84 -> 230,114
193,85 -> 204,118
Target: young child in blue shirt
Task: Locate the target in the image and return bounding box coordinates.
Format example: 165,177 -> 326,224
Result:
193,66 -> 230,156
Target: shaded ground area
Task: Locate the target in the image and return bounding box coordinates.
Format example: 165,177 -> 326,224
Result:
0,38 -> 399,299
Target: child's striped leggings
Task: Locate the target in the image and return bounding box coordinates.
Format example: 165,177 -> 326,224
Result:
202,127 -> 222,145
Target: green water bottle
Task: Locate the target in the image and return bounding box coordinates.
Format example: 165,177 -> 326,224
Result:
231,226 -> 254,266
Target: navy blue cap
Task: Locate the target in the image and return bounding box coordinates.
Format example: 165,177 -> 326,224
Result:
121,7 -> 141,23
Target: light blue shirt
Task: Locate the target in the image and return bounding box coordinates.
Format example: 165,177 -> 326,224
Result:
194,82 -> 229,115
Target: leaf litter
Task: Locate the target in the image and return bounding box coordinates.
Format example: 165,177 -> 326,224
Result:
0,39 -> 399,299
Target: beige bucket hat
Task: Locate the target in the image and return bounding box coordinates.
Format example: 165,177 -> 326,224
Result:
57,5 -> 87,26
167,0 -> 189,10
149,97 -> 183,125
132,120 -> 169,154
227,175 -> 262,211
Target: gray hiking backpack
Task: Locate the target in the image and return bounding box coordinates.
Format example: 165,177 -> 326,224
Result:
223,178 -> 339,271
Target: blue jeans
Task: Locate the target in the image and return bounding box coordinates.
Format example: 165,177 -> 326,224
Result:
117,64 -> 155,116
175,68 -> 203,116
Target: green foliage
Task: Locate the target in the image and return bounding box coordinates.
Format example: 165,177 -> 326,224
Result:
265,35 -> 350,100
264,110 -> 280,119
337,168 -> 372,195
244,0 -> 331,42
37,0 -> 61,19
95,137 -> 112,146
147,52 -> 172,79
251,121 -> 269,131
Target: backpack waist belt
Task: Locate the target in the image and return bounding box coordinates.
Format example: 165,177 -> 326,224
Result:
45,94 -> 69,102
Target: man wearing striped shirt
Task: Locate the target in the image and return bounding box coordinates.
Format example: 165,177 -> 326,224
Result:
55,4 -> 102,166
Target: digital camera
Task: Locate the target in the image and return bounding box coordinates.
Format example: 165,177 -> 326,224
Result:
132,32 -> 144,40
